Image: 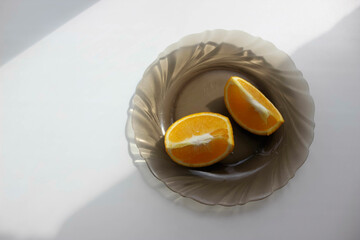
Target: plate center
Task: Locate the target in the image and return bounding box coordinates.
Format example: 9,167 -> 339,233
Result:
173,69 -> 267,165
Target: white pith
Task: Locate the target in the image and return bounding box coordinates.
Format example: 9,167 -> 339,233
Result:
167,133 -> 214,149
232,78 -> 270,122
164,112 -> 234,167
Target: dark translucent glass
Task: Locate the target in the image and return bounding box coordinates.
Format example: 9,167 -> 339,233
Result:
128,30 -> 315,206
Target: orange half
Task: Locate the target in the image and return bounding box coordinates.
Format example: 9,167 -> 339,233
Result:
224,76 -> 284,135
164,112 -> 234,167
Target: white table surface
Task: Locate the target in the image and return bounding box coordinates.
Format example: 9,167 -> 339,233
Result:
1,0 -> 360,239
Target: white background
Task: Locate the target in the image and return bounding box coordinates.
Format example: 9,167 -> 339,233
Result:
1,0 -> 360,239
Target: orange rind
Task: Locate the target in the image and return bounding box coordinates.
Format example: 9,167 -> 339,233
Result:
164,112 -> 234,167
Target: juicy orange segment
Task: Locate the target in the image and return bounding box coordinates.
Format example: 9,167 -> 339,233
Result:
224,76 -> 284,135
164,112 -> 234,167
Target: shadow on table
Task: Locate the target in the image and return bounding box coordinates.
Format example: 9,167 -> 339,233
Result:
0,0 -> 99,66
1,6 -> 360,240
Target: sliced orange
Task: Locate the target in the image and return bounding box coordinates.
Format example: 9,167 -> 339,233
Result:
224,76 -> 284,135
164,112 -> 234,167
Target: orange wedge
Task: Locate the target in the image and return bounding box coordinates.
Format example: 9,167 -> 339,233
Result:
164,112 -> 234,167
224,76 -> 284,135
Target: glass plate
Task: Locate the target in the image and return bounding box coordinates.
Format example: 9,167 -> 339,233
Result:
127,30 -> 315,206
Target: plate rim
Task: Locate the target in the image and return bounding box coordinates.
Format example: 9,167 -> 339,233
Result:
128,29 -> 315,206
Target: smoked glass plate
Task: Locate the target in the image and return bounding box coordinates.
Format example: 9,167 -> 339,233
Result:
127,30 -> 315,206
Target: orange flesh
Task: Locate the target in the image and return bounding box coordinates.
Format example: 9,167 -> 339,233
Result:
167,115 -> 229,142
227,82 -> 279,132
165,113 -> 234,167
170,138 -> 229,165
